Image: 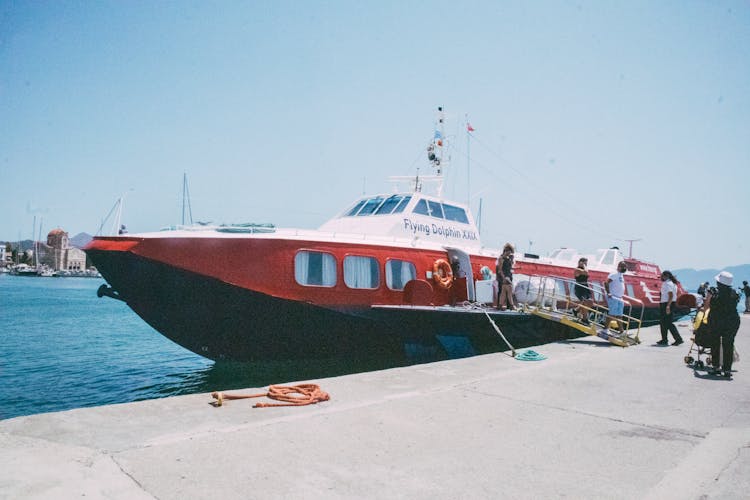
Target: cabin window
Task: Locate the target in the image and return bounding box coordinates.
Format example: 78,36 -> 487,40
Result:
386,259 -> 417,290
442,203 -> 469,223
427,200 -> 444,219
392,195 -> 412,213
294,251 -> 337,287
357,196 -> 386,216
413,199 -> 432,216
601,249 -> 616,266
626,284 -> 635,298
345,199 -> 367,216
344,255 -> 380,289
375,195 -> 406,215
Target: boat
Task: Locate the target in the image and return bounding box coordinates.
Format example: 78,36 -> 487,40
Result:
85,109 -> 691,364
9,263 -> 40,277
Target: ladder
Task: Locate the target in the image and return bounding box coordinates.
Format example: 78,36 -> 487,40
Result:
516,275 -> 642,347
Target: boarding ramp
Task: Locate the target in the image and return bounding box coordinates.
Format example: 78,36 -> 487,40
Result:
515,275 -> 643,347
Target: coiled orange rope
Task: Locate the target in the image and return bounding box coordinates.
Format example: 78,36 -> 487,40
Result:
211,384 -> 330,408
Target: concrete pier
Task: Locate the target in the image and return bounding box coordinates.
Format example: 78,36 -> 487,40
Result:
2,318 -> 749,499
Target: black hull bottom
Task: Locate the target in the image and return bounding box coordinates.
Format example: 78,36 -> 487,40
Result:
87,251 -> 595,367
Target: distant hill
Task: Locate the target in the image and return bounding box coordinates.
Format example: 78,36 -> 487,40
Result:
673,265 -> 750,292
70,232 -> 93,249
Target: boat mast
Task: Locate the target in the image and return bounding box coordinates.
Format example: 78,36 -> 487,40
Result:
37,217 -> 43,269
425,106 -> 446,197
182,173 -> 193,226
32,216 -> 37,268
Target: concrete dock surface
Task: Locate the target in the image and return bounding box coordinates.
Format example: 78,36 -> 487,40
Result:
2,317 -> 749,499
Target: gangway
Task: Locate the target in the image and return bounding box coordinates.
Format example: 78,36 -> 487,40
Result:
515,275 -> 643,347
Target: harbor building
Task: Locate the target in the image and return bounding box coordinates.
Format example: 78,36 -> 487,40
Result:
41,229 -> 87,271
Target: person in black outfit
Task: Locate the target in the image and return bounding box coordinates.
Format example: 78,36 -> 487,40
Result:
707,271 -> 741,378
496,243 -> 516,310
742,280 -> 750,314
657,270 -> 683,346
573,257 -> 592,323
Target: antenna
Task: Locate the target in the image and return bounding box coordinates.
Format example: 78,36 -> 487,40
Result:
182,173 -> 193,226
618,238 -> 643,258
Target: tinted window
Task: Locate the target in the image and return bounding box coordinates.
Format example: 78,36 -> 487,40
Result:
375,195 -> 405,215
344,256 -> 380,289
427,200 -> 444,219
345,199 -> 367,216
443,203 -> 469,223
295,251 -> 336,287
357,196 -> 385,216
392,195 -> 412,214
413,199 -> 430,216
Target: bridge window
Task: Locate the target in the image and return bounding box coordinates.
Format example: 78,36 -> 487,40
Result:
344,255 -> 380,289
413,199 -> 432,217
295,251 -> 337,287
386,259 -> 416,290
393,195 -> 412,213
427,200 -> 444,219
442,203 -> 469,223
345,199 -> 367,216
375,195 -> 410,215
357,196 -> 386,216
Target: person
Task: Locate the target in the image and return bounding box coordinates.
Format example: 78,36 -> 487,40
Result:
604,261 -> 627,334
496,243 -> 516,310
707,271 -> 741,378
697,281 -> 709,298
742,280 -> 750,314
449,255 -> 464,306
656,270 -> 683,346
572,257 -> 593,324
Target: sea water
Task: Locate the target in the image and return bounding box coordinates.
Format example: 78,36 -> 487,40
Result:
0,275 -> 214,419
1,275 -> 356,420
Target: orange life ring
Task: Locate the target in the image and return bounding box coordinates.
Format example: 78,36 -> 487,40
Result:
432,258 -> 453,289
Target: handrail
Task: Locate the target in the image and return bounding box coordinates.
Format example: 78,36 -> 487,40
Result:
516,274 -> 643,342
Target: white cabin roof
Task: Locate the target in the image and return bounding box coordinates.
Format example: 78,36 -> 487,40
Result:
317,191 -> 482,250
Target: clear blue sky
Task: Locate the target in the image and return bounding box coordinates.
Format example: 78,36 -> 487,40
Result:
1,1 -> 748,270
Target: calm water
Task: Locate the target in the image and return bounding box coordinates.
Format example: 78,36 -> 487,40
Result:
1,275 -> 375,420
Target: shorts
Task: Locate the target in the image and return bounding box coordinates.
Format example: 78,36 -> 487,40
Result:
574,285 -> 591,301
607,296 -> 624,316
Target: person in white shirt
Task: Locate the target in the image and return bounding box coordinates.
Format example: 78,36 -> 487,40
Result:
656,270 -> 683,346
604,261 -> 627,334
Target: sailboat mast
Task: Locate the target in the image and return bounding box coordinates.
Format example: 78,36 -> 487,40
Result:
32,215 -> 37,268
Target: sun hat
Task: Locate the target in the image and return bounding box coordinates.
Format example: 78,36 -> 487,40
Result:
715,271 -> 733,287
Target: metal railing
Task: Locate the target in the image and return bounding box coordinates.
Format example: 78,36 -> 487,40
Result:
514,274 -> 643,341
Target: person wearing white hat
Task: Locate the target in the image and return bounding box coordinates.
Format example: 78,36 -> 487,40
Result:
706,271 -> 741,378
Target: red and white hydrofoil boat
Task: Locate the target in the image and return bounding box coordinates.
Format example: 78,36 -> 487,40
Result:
86,110 -> 690,364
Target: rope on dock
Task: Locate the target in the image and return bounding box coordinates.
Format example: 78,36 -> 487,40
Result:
211,384 -> 330,408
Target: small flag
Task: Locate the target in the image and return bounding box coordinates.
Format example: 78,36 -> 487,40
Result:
467,123 -> 475,132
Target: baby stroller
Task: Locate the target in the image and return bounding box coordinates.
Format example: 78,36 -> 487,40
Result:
684,309 -> 713,369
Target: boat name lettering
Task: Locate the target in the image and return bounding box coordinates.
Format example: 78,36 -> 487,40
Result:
638,264 -> 658,274
402,219 -> 477,241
